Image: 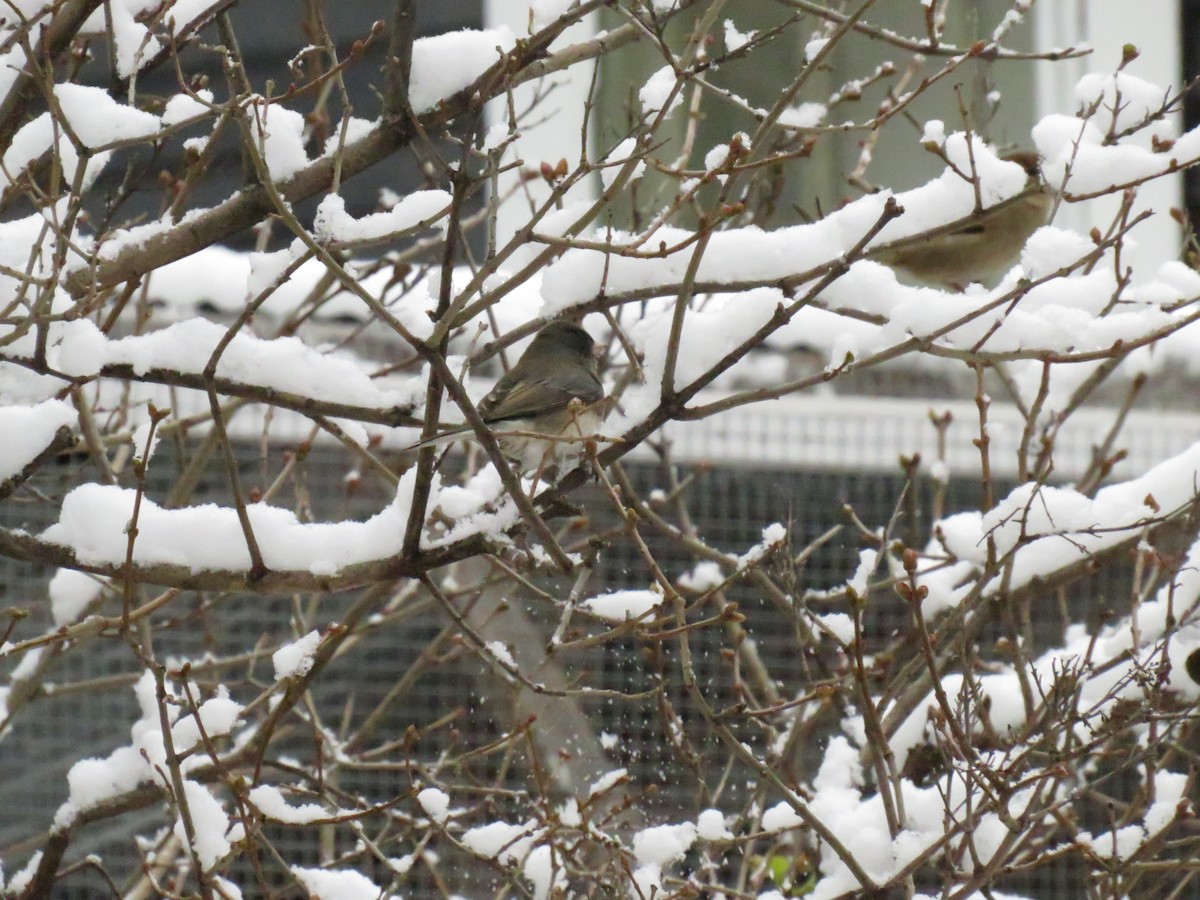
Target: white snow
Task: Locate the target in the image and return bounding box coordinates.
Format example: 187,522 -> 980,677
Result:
249,784 -> 331,824
81,1 -> 225,74
600,136 -> 646,189
291,866 -> 392,900
1081,823 -> 1146,862
62,673 -> 168,817
846,548 -> 878,597
629,822 -> 697,897
926,439 -> 1200,596
1033,69 -> 1200,198
587,767 -> 627,798
41,469 -> 432,575
170,686 -> 242,751
418,786 -> 451,824
677,560 -> 724,592
273,631 -> 321,680
639,66 -> 683,118
130,421 -> 161,464
817,612 -> 855,645
22,316 -> 423,409
581,589 -> 664,623
633,821 -> 696,866
724,20 -> 756,52
48,568 -> 104,626
313,190 -> 451,244
530,0 -> 577,28
462,819 -> 538,863
212,876 -> 242,900
486,640 -> 516,667
322,117 -> 375,156
0,45 -> 29,112
1,84 -> 157,190
0,400 -> 73,481
777,102 -> 827,129
4,851 -> 41,896
173,780 -> 244,870
162,90 -> 214,126
162,0 -> 226,29
55,671 -> 251,829
457,818 -> 559,897
107,1 -> 163,76
761,800 -> 802,832
523,844 -> 562,899
247,100 -> 308,180
63,746 -> 149,818
696,808 -> 733,840
738,523 -> 787,569
1144,770 -> 1188,834
409,28 -> 518,113
890,523 -> 1200,774
55,83 -> 162,146
797,735 -> 1032,898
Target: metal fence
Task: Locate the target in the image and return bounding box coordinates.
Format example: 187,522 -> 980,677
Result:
0,416 -> 1163,896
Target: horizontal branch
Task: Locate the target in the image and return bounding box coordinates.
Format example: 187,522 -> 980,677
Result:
773,0 -> 1090,60
0,525 -> 487,593
97,363 -> 423,428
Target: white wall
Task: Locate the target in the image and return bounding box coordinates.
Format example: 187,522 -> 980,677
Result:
1035,0 -> 1183,275
482,1 -> 600,251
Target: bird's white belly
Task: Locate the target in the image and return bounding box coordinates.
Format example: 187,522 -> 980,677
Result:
494,408 -> 602,473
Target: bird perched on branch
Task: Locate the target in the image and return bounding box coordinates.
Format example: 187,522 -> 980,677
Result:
406,320 -> 606,476
868,151 -> 1051,290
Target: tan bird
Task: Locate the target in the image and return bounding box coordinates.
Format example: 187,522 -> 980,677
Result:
868,151 -> 1051,290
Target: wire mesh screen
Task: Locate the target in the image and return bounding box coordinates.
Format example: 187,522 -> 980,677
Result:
0,441 -> 1150,896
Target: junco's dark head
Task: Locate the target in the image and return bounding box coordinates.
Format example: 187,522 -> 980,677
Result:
528,320 -> 596,361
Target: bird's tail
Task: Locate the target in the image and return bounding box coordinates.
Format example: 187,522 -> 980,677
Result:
400,425 -> 475,454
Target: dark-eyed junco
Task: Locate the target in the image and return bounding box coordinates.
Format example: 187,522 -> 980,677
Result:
408,320 -> 606,474
869,151 -> 1051,290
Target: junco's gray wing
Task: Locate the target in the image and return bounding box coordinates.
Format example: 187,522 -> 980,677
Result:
480,365 -> 603,425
